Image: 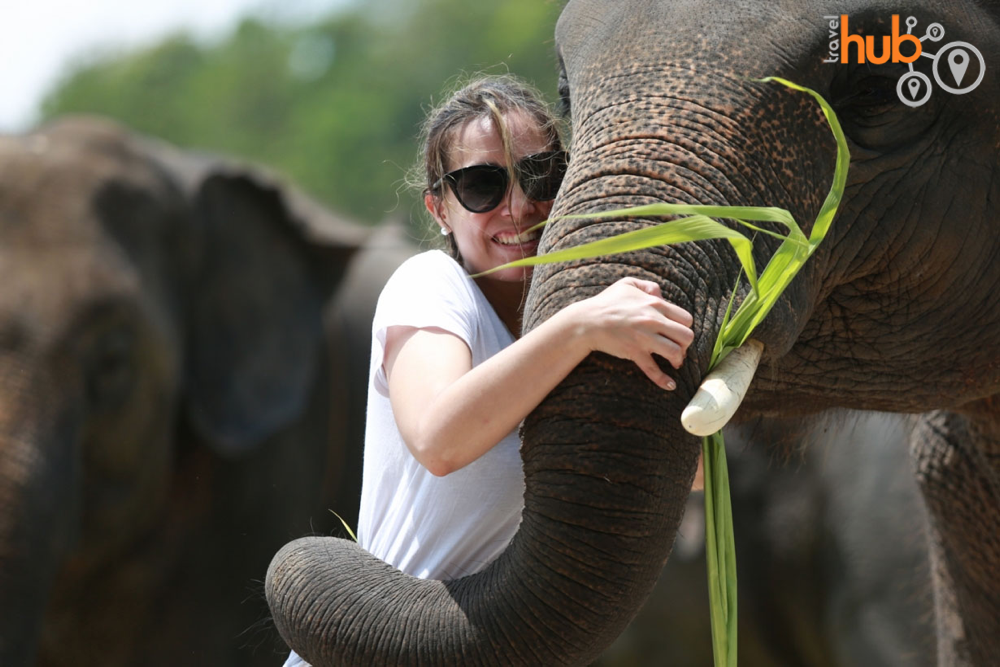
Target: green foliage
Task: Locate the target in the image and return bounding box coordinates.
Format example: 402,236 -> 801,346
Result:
41,0 -> 563,224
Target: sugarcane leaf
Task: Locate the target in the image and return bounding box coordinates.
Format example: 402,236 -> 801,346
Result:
475,215 -> 764,295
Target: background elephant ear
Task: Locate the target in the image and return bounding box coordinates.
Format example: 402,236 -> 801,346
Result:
153,143 -> 369,457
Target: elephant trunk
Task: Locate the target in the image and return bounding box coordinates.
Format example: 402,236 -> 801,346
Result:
267,213 -> 744,665
268,337 -> 708,666
0,371 -> 80,666
267,73 -> 824,664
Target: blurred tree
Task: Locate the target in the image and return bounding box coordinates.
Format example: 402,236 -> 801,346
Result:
41,0 -> 563,226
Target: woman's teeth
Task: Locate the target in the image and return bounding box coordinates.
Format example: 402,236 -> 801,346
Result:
493,229 -> 540,246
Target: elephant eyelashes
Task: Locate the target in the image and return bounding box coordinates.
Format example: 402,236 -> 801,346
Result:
85,327 -> 137,411
832,65 -> 939,149
557,66 -> 572,118
845,76 -> 901,116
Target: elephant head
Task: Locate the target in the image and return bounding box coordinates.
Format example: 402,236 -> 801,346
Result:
266,1 -> 1000,664
0,116 -> 379,666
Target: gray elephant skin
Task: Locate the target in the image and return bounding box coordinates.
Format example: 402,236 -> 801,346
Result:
266,1 -> 998,665
0,116 -> 416,666
0,117 -> 922,667
598,412 -> 934,667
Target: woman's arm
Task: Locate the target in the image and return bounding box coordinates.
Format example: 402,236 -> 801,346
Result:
385,277 -> 694,476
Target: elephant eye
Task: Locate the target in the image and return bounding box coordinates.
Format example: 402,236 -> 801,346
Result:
85,326 -> 136,412
847,75 -> 900,116
831,63 -> 939,150
557,57 -> 572,119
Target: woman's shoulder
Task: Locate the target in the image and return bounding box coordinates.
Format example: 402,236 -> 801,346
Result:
397,249 -> 462,271
373,249 -> 479,339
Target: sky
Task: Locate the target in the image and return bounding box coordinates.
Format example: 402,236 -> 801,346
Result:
2,0 -> 353,133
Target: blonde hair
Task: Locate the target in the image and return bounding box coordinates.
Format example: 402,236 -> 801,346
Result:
415,74 -> 563,261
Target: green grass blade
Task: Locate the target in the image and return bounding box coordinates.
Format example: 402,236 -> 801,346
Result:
329,510 -> 358,542
711,270 -> 745,365
703,431 -> 738,667
702,435 -> 727,666
755,77 -> 850,246
475,215 -> 763,295
718,435 -> 738,667
554,202 -> 797,228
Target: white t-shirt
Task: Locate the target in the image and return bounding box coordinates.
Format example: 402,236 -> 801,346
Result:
282,251 -> 524,667
355,250 -> 525,580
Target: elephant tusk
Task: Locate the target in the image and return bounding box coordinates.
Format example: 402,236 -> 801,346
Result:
681,339 -> 764,437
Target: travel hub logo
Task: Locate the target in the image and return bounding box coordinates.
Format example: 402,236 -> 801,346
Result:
823,14 -> 985,107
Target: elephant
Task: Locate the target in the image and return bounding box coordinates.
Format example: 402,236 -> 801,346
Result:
598,411 -> 934,667
0,116 -> 415,666
266,1 -> 999,664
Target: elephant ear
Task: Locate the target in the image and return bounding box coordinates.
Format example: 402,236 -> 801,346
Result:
152,143 -> 369,457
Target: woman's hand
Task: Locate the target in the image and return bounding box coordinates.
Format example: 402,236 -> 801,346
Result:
385,277 -> 694,475
560,277 -> 695,390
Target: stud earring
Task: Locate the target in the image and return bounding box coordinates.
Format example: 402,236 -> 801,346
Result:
440,227 -> 451,236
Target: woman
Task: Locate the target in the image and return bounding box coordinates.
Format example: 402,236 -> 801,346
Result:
283,75 -> 693,665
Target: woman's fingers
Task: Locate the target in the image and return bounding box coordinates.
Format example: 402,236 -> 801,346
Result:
620,281 -> 694,336
618,278 -> 693,327
636,354 -> 676,390
617,276 -> 662,297
584,279 -> 695,380
651,333 -> 686,369
652,299 -> 694,328
657,319 -> 695,356
632,315 -> 692,368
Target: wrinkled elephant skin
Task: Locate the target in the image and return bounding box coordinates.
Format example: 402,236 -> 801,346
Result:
265,2 -> 999,665
0,117 -> 414,666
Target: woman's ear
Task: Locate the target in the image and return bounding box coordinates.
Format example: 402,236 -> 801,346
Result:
424,192 -> 449,233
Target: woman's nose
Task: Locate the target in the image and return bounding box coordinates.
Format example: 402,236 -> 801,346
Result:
504,178 -> 539,221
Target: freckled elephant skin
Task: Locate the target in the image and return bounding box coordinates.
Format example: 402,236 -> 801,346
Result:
0,117 -> 415,666
267,1 -> 1000,665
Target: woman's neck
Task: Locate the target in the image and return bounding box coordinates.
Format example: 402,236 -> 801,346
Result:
474,276 -> 525,337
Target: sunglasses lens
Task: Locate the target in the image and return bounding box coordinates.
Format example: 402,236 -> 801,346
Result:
442,151 -> 566,213
451,166 -> 507,213
518,151 -> 567,202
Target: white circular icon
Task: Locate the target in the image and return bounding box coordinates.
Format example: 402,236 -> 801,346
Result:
897,71 -> 932,107
924,22 -> 945,42
932,41 -> 986,94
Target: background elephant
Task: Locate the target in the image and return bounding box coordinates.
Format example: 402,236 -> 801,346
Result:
0,116 -> 415,666
266,0 -> 998,665
599,411 -> 934,667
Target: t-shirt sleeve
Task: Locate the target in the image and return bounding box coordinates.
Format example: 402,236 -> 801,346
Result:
370,251 -> 477,396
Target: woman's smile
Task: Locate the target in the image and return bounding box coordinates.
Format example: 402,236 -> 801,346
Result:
435,111 -> 555,280
492,226 -> 541,252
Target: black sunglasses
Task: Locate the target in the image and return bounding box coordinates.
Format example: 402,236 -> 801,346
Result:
432,150 -> 568,213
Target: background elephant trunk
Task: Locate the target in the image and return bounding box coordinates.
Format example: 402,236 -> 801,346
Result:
0,369 -> 80,666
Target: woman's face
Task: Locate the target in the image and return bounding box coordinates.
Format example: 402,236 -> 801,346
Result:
426,111 -> 556,282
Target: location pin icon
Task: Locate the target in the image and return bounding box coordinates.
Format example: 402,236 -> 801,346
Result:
907,78 -> 921,99
948,50 -> 970,86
